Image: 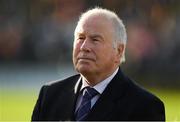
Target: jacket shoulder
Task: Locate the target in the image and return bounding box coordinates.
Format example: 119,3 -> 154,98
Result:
44,74 -> 80,87
124,78 -> 165,119
32,74 -> 80,121
117,75 -> 165,120
123,77 -> 161,102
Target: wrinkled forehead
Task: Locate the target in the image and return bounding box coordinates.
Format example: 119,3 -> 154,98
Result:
75,14 -> 114,35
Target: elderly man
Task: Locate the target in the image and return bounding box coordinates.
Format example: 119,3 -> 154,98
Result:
32,7 -> 165,121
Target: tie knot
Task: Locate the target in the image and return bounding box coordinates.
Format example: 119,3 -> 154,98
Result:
83,87 -> 99,100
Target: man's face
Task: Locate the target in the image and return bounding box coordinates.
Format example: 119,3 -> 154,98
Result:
73,15 -> 121,77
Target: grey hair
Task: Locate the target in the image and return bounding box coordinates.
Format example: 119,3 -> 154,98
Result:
75,7 -> 127,63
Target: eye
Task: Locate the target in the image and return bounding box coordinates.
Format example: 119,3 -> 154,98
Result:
75,36 -> 85,43
78,36 -> 85,40
92,38 -> 99,42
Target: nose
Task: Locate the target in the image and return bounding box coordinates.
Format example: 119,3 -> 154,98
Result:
80,39 -> 91,52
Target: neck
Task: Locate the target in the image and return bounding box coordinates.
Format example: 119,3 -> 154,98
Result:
81,67 -> 119,86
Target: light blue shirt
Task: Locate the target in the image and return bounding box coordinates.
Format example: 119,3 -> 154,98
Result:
76,67 -> 119,111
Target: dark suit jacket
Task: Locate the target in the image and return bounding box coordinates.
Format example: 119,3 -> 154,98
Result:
32,68 -> 165,121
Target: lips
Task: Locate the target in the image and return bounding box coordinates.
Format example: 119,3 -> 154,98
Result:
77,57 -> 95,62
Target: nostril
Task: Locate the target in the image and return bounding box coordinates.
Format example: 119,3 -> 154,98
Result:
80,41 -> 91,52
80,46 -> 90,52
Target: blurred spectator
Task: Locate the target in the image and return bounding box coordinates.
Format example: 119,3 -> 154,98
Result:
30,0 -> 85,63
0,21 -> 23,61
0,0 -> 179,86
126,21 -> 157,64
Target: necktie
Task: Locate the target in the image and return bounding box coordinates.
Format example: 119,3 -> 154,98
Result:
76,87 -> 99,121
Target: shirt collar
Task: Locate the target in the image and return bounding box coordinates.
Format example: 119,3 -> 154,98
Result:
80,67 -> 119,94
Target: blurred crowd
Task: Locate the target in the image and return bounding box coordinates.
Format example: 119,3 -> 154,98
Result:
0,0 -> 180,85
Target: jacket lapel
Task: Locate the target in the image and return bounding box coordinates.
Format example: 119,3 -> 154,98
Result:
86,68 -> 127,120
52,75 -> 82,120
70,77 -> 82,119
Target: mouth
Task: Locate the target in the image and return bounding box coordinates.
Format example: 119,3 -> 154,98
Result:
77,57 -> 95,62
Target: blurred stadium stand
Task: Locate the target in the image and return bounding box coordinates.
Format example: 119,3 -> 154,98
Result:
0,0 -> 180,89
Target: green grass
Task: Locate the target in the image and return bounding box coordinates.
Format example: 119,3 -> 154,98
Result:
1,90 -> 37,121
148,88 -> 180,121
1,88 -> 180,121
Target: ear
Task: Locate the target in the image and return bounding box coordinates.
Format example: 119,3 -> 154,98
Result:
115,44 -> 125,63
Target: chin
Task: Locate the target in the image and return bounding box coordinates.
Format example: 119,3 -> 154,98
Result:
76,65 -> 92,74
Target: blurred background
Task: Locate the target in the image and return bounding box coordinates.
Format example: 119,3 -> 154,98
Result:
0,0 -> 180,121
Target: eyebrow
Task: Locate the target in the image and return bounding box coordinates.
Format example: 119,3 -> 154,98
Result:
89,34 -> 104,41
76,32 -> 104,39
